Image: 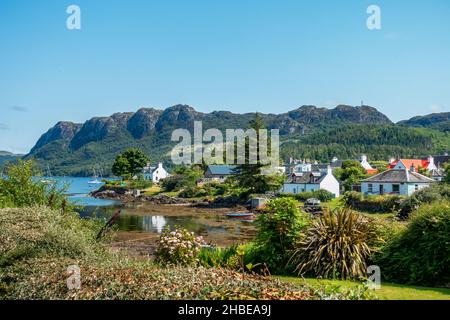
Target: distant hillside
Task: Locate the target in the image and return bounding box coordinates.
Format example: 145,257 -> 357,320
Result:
280,125 -> 450,162
398,112 -> 450,132
0,151 -> 23,168
26,104 -> 396,176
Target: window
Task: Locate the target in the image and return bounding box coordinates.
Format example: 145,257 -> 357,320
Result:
368,184 -> 373,193
392,184 -> 400,194
415,184 -> 419,191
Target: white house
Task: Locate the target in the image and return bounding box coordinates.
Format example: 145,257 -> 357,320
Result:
143,162 -> 169,183
360,155 -> 373,171
282,166 -> 340,197
361,165 -> 435,196
389,156 -> 437,171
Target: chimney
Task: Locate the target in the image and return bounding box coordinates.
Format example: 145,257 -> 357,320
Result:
410,164 -> 416,173
158,162 -> 163,168
389,157 -> 396,164
428,155 -> 435,169
361,155 -> 367,162
327,165 -> 332,175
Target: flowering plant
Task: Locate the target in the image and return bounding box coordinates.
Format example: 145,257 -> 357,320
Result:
155,226 -> 206,266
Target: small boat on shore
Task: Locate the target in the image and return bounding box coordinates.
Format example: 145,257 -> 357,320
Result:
226,212 -> 255,219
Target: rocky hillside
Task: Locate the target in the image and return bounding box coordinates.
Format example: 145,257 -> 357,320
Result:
398,112 -> 450,132
26,104 -> 395,176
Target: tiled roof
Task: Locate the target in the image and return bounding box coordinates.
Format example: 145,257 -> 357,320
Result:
389,159 -> 429,169
362,169 -> 435,183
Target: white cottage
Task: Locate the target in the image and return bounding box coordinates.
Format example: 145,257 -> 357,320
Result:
361,165 -> 435,196
282,166 -> 340,197
143,162 -> 169,183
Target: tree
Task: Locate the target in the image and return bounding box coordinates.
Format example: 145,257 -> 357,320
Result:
111,148 -> 149,178
369,160 -> 389,173
334,160 -> 368,191
232,113 -> 283,194
444,162 -> 450,184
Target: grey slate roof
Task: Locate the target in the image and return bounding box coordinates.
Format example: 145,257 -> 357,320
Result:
432,155 -> 450,168
206,165 -> 237,175
287,172 -> 326,184
361,169 -> 435,183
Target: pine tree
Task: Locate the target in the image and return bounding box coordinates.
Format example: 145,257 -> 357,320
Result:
233,113 -> 283,194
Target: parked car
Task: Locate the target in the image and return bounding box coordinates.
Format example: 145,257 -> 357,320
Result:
303,198 -> 323,214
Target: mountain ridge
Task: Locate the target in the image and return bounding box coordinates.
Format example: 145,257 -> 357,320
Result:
24,104 -> 450,176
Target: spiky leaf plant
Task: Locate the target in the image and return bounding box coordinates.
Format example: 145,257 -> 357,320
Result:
291,208 -> 372,280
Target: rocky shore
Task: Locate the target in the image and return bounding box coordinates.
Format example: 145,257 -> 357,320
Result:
90,186 -> 247,209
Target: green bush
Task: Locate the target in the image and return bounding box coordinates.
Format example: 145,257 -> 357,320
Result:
197,245 -> 240,269
342,191 -> 403,214
0,206 -> 104,268
291,208 -> 373,280
161,166 -> 203,192
154,227 -> 206,266
398,184 -> 448,219
253,198 -> 309,274
374,201 -> 450,286
0,160 -> 70,211
127,176 -> 153,190
279,189 -> 335,202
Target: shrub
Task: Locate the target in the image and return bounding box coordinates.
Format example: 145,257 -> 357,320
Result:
127,176 -> 153,190
342,191 -> 403,214
197,245 -> 240,269
398,184 -> 448,219
291,208 -> 373,280
0,206 -> 104,268
253,198 -> 309,274
279,189 -> 335,202
312,189 -> 335,202
0,160 -> 70,211
366,218 -> 406,255
161,167 -> 203,192
374,201 -> 450,286
154,227 -> 206,266
178,186 -> 208,198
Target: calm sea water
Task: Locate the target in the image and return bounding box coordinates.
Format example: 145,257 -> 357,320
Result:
50,176 -> 255,246
46,176 -> 120,207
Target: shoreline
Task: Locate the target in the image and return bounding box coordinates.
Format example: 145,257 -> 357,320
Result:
90,185 -> 249,210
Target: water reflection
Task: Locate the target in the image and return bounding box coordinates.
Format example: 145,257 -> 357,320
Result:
78,204 -> 256,246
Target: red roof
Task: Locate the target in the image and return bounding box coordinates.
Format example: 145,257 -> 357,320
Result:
366,169 -> 378,175
388,159 -> 429,169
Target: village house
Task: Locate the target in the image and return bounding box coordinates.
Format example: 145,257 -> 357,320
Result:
204,165 -> 237,183
388,156 -> 437,171
361,164 -> 435,196
142,162 -> 169,183
388,155 -> 449,181
282,166 -> 340,197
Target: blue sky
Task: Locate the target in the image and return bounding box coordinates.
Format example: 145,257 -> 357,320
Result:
1,0 -> 449,154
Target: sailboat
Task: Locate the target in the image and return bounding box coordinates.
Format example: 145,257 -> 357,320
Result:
41,164 -> 54,184
88,168 -> 102,185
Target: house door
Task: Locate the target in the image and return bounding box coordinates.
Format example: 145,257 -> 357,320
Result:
379,185 -> 384,195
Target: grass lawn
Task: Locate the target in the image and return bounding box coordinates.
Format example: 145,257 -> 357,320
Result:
277,276 -> 450,300
143,185 -> 162,196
